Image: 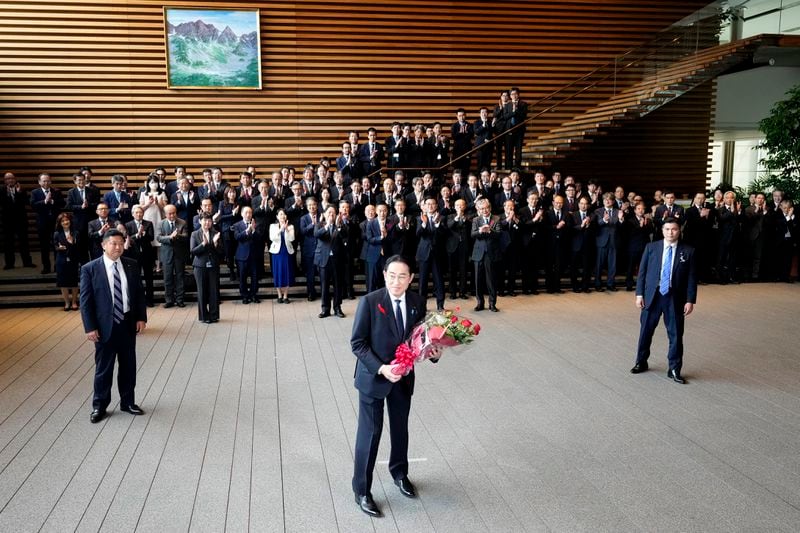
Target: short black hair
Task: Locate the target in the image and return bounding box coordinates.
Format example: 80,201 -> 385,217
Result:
662,217 -> 680,227
102,229 -> 125,242
384,254 -> 411,273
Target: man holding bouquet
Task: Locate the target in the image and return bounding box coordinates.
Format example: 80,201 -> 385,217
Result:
351,255 -> 427,517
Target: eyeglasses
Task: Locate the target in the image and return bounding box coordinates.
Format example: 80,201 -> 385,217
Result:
385,273 -> 410,282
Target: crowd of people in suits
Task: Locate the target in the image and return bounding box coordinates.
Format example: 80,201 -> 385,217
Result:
1,101 -> 798,320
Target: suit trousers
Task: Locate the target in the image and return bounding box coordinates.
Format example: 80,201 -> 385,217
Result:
93,316 -> 137,410
302,248 -> 318,298
365,258 -> 385,293
194,266 -> 219,320
417,257 -> 445,308
474,257 -> 497,306
595,244 -> 617,288
319,259 -> 343,312
635,290 -> 685,372
571,248 -> 593,291
162,256 -> 186,304
625,247 -> 644,290
3,218 -> 32,267
237,258 -> 258,298
448,246 -> 469,296
352,385 -> 411,496
36,222 -> 53,270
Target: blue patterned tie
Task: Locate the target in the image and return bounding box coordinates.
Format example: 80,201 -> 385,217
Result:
113,262 -> 124,324
659,245 -> 672,296
394,299 -> 404,336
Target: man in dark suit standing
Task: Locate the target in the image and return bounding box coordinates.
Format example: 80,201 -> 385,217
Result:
80,229 -> 147,423
545,195 -> 570,293
314,205 -> 346,318
653,191 -> 684,238
125,205 -> 156,307
504,87 -> 528,169
157,204 -> 189,308
593,193 -> 623,292
624,202 -> 654,291
30,172 -> 65,274
451,108 -> 474,175
471,198 -> 502,311
351,255 -> 428,517
357,127 -> 384,178
190,214 -> 222,323
415,198 -> 446,311
233,206 -> 261,304
631,218 -> 697,384
2,172 -> 35,270
474,106 -> 493,172
446,198 -> 471,299
67,172 -> 100,263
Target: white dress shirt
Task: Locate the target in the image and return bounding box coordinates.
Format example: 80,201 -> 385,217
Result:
102,255 -> 130,313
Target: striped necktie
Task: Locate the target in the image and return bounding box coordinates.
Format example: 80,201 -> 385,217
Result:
112,262 -> 124,324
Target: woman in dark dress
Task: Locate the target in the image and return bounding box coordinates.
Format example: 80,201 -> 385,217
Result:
53,212 -> 80,310
268,209 -> 295,303
217,186 -> 242,280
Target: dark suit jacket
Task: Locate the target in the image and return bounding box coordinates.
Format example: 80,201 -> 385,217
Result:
351,288 -> 427,399
474,118 -> 492,146
415,214 -> 445,262
171,191 -> 200,223
124,220 -> 155,262
626,216 -> 654,252
571,211 -> 593,252
451,121 -> 474,153
233,219 -> 260,261
313,222 -> 343,267
67,187 -> 100,230
357,142 -> 384,175
30,187 -> 64,227
365,218 -> 392,262
190,229 -> 222,268
87,218 -> 112,258
636,241 -> 697,308
407,139 -> 431,168
1,186 -> 29,225
593,208 -> 621,247
504,100 -> 529,133
103,190 -> 133,223
446,213 -> 471,254
79,255 -> 147,343
384,135 -> 407,167
470,215 -> 502,262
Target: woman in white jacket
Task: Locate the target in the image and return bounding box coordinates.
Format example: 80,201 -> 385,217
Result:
269,209 -> 295,303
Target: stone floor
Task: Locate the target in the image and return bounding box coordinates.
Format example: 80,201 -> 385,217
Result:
0,282 -> 799,532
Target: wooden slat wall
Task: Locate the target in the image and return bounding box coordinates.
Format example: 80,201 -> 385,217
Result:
1,0 -> 709,188
554,80 -> 716,197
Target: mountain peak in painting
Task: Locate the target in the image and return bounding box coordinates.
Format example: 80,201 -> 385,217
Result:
166,13 -> 260,88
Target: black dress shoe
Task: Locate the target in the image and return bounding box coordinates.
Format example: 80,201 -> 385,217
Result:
177,302 -> 186,308
277,297 -> 284,304
41,268 -> 51,275
489,304 -> 499,312
608,286 -> 618,292
334,309 -> 346,318
630,362 -> 649,374
307,295 -> 315,302
3,265 -> 13,270
355,494 -> 381,517
90,408 -> 107,424
121,404 -> 145,415
252,297 -> 261,304
473,304 -> 485,312
318,311 -> 330,318
436,307 -> 444,312
667,369 -> 685,384
394,477 -> 417,498
531,289 -> 539,295
459,293 -> 469,299
164,302 -> 175,309
242,298 -> 251,304
203,319 -> 212,324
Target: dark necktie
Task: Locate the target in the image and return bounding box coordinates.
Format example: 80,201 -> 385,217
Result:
112,262 -> 124,324
394,299 -> 404,335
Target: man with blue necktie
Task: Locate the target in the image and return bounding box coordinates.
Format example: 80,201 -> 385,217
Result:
631,218 -> 697,384
80,229 -> 147,423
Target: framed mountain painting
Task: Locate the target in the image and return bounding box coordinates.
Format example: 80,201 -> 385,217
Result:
163,7 -> 262,89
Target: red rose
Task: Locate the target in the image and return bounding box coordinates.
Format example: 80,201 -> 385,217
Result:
461,318 -> 472,327
473,324 -> 481,335
377,303 -> 386,315
450,315 -> 458,323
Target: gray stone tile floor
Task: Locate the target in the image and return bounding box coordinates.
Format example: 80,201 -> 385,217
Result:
0,282 -> 798,532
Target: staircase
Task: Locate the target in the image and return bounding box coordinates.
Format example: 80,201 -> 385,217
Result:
522,34 -> 787,168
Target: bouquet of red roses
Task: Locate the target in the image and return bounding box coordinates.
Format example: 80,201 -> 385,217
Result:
391,307 -> 481,375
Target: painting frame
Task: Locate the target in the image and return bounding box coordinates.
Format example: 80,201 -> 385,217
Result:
163,6 -> 262,90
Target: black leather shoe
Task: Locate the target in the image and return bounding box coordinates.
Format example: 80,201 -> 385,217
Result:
608,286 -> 618,292
489,304 -> 499,312
90,409 -> 107,424
473,304 -> 485,312
164,302 -> 175,309
121,404 -> 144,415
459,293 -> 469,299
203,319 -> 212,324
252,297 -> 261,304
394,477 -> 417,498
667,369 -> 685,384
334,309 -> 346,318
242,298 -> 250,305
630,362 -> 649,374
177,302 -> 186,308
318,311 -> 330,318
355,494 -> 381,517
